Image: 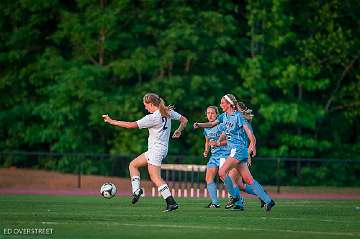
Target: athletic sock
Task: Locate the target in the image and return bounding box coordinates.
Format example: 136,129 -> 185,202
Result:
159,184 -> 176,205
158,184 -> 172,200
233,186 -> 244,207
233,186 -> 241,198
249,180 -> 272,204
207,182 -> 219,205
224,175 -> 235,197
244,183 -> 256,195
131,176 -> 140,194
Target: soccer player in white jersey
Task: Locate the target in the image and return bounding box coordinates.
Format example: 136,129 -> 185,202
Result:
102,93 -> 188,212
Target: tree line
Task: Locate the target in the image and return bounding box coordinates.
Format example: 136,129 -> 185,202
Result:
1,0 -> 359,165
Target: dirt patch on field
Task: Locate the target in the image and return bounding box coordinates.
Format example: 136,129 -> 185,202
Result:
1,168 -> 360,199
0,168 -> 154,196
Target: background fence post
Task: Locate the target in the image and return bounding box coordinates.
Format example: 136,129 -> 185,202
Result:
77,162 -> 82,189
276,157 -> 281,194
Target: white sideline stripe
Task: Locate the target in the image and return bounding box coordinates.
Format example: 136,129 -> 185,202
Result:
3,213 -> 358,224
41,221 -> 359,237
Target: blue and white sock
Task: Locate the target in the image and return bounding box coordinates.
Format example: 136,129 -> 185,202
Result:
207,182 -> 219,205
249,180 -> 272,204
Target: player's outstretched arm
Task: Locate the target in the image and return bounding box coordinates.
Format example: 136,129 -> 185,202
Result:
172,116 -> 188,138
193,120 -> 219,129
102,114 -> 138,129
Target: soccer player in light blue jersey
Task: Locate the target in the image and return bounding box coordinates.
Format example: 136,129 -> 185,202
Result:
194,94 -> 275,211
202,106 -> 229,208
224,104 -> 266,209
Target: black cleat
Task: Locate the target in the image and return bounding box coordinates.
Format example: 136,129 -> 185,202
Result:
264,200 -> 276,212
225,196 -> 239,209
231,205 -> 244,211
163,204 -> 179,212
131,188 -> 143,204
260,199 -> 266,208
206,202 -> 220,208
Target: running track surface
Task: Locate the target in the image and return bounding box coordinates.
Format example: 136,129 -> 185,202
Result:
1,168 -> 359,199
1,188 -> 360,199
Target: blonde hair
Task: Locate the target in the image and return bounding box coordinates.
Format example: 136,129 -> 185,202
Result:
143,93 -> 172,118
223,94 -> 254,121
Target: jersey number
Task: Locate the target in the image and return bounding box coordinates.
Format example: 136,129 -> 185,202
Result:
226,133 -> 231,141
161,117 -> 168,131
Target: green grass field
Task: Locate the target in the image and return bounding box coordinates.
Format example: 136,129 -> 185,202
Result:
1,195 -> 359,239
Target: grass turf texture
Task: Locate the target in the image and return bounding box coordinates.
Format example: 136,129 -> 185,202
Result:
0,195 -> 359,239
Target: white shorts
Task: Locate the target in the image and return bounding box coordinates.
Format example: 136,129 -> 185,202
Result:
144,149 -> 167,166
219,158 -> 226,168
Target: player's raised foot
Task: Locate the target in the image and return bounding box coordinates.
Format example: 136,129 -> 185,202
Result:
225,196 -> 239,209
131,188 -> 143,204
264,200 -> 276,212
163,204 -> 179,212
260,199 -> 266,208
231,205 -> 244,211
206,202 -> 220,208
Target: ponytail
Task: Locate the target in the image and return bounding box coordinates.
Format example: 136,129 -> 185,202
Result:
158,98 -> 171,118
143,93 -> 172,118
237,101 -> 254,122
224,94 -> 254,121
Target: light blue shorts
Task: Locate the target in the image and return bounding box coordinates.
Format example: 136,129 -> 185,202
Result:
207,154 -> 229,168
229,147 -> 248,163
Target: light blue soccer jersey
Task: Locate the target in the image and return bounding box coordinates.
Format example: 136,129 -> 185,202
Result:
217,111 -> 249,160
203,124 -> 229,158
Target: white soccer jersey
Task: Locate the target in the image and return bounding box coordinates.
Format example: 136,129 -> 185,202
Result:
136,109 -> 182,151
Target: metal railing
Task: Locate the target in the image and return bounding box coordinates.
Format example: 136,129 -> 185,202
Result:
1,151 -> 360,195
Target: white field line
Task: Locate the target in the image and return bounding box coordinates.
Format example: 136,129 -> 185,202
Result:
40,221 -> 360,237
1,212 -> 359,225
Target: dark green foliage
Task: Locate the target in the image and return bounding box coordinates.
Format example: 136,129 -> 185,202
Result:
1,0 -> 359,180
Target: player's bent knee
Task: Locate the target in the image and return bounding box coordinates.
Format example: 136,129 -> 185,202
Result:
205,177 -> 214,184
129,162 -> 135,170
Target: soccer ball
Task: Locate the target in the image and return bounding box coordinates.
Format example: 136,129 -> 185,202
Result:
100,182 -> 117,199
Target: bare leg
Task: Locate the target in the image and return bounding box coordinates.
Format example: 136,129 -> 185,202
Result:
147,163 -> 166,187
205,167 -> 218,184
129,153 -> 148,177
218,157 -> 239,181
